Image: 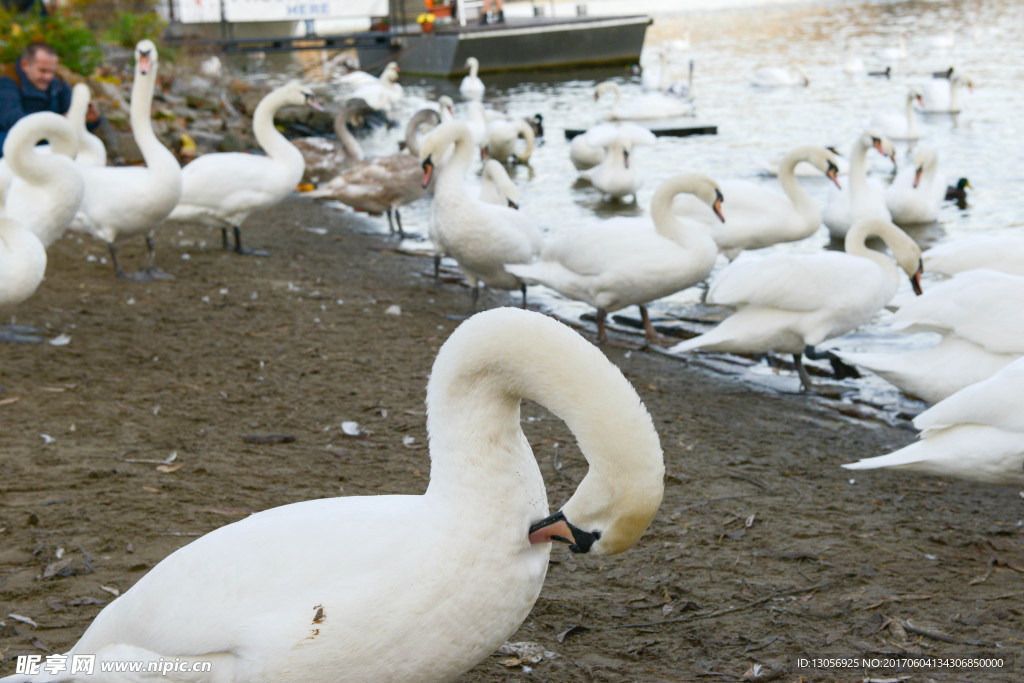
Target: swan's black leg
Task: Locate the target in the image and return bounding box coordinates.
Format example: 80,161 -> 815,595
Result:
520,283 -> 527,309
142,235 -> 173,280
804,344 -> 861,379
793,353 -> 816,393
433,253 -> 442,287
385,208 -> 396,235
234,225 -> 270,257
221,227 -> 231,250
595,308 -> 608,345
469,283 -> 480,312
394,208 -> 405,239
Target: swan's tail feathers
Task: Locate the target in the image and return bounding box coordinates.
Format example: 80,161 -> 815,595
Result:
841,442 -> 929,471
834,350 -> 904,377
666,334 -> 711,355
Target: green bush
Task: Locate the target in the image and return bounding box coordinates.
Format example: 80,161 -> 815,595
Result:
0,7 -> 104,76
103,10 -> 168,49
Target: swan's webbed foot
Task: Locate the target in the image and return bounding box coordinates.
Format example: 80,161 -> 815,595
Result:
638,305 -> 671,348
0,325 -> 45,344
117,267 -> 173,283
232,226 -> 270,257
793,353 -> 848,398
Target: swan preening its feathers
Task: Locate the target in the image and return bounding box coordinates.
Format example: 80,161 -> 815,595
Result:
5,308 -> 664,681
671,218 -> 923,393
843,356 -> 1024,485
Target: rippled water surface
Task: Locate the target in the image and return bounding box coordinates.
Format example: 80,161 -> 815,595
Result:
271,0 -> 1024,415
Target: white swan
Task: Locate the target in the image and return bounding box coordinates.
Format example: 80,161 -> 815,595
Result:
922,234 -> 1024,277
878,32 -> 907,64
918,73 -> 972,114
595,81 -> 693,121
1,112 -> 84,248
479,158 -> 520,208
885,147 -> 946,226
168,81 -> 319,255
507,173 -> 722,344
0,217 -> 47,339
867,87 -> 923,141
837,269 -> 1024,404
484,115 -> 535,164
842,356 -> 1024,485
3,307 -> 664,682
420,121 -> 542,309
578,122 -> 657,202
459,56 -> 485,100
67,82 -> 107,166
673,145 -> 841,260
670,218 -> 923,392
69,40 -> 182,281
822,130 -> 895,240
303,110 -> 438,238
569,124 -> 613,172
750,62 -> 809,87
644,51 -> 695,100
349,62 -> 402,116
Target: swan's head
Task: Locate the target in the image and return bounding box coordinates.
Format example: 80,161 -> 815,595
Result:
438,95 -> 455,117
951,74 -> 974,91
419,120 -> 471,187
665,174 -> 725,223
863,130 -> 896,167
594,81 -> 620,102
799,146 -> 842,189
464,56 -> 479,71
792,62 -> 809,86
280,81 -> 323,111
908,87 -> 924,108
134,39 -> 158,77
911,147 -> 938,188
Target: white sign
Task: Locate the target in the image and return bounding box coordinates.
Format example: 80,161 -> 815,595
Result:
177,0 -> 387,23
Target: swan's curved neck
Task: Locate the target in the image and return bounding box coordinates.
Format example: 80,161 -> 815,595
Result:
650,179 -> 713,252
4,117 -> 76,185
776,149 -> 817,219
253,90 -> 303,169
404,110 -> 439,157
904,95 -> 917,136
130,66 -> 179,176
849,137 -> 872,194
844,220 -> 903,278
67,88 -> 90,156
435,129 -> 475,189
468,60 -> 479,78
424,311 -> 660,517
334,113 -> 365,161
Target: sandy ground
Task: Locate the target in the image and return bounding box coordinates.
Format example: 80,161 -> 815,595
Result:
1,196 -> 1022,682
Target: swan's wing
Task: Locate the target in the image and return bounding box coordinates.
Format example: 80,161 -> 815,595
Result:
708,252 -> 871,311
913,357 -> 1024,434
923,236 -> 1024,277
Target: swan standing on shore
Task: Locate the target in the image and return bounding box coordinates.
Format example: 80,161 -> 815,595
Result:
420,121 -> 542,310
1,112 -> 84,248
303,109 -> 440,238
885,146 -> 946,226
507,174 -> 722,345
0,217 -> 47,342
837,269 -> 1024,404
823,131 -> 895,240
459,57 -> 485,100
670,218 -> 924,393
673,146 -> 841,260
842,356 -> 1024,484
69,40 -> 182,281
0,307 -> 664,682
168,81 -> 320,255
578,123 -> 657,202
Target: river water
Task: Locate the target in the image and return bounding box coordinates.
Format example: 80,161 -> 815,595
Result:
268,0 -> 1023,417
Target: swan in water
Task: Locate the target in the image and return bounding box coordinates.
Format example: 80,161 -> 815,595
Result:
507,174 -> 722,345
837,269 -> 1024,404
569,124 -> 613,172
67,83 -> 106,166
670,218 -> 924,393
918,73 -> 973,114
484,115 -> 535,164
0,216 -> 47,342
68,40 -> 182,281
822,130 -> 895,240
923,234 -> 1024,277
459,57 -> 485,100
303,109 -> 440,238
643,50 -> 695,101
750,62 -> 809,87
2,307 -> 664,681
349,62 -> 402,117
867,87 -> 924,141
1,112 -> 84,248
595,81 -> 693,121
167,81 -> 320,255
420,121 -> 542,310
885,146 -> 946,226
842,356 -> 1024,485
672,145 -> 841,260
577,122 -> 657,202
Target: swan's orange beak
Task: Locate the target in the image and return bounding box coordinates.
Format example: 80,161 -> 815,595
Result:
138,50 -> 151,76
304,93 -> 324,112
913,166 -> 923,188
910,260 -> 924,296
915,94 -> 924,108
528,510 -> 598,554
826,161 -> 841,190
713,189 -> 725,222
507,199 -> 519,210
421,157 -> 434,188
